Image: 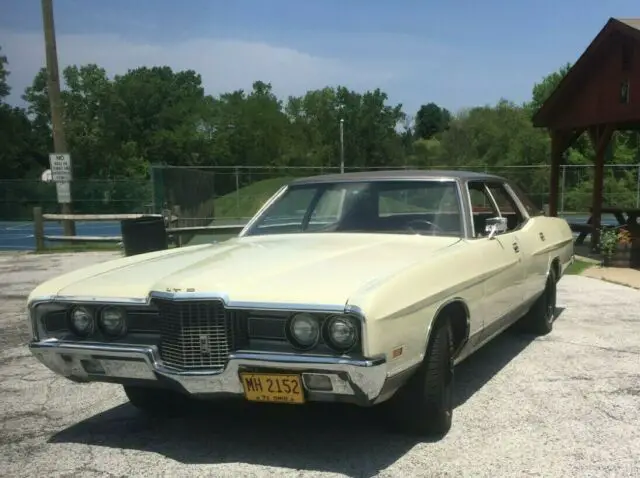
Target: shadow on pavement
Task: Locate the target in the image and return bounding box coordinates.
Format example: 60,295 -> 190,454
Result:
49,315 -> 556,477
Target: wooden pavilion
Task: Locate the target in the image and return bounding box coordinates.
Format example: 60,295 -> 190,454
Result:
532,18 -> 640,250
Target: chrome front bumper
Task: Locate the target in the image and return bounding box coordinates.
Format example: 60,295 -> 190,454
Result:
29,339 -> 389,405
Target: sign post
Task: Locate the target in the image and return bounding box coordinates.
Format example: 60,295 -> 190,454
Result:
49,153 -> 75,235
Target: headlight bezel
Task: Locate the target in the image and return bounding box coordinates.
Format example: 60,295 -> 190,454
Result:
283,312 -> 361,354
68,305 -> 96,337
285,312 -> 321,350
322,315 -> 359,353
98,306 -> 128,337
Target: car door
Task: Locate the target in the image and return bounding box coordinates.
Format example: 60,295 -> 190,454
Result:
503,182 -> 552,302
467,181 -> 526,340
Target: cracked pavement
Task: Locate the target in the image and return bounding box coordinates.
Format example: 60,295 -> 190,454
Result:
0,251 -> 639,477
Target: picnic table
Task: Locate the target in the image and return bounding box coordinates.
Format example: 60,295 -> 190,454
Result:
571,207 -> 640,246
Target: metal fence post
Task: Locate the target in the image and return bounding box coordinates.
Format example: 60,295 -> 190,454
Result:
235,167 -> 240,217
560,164 -> 566,214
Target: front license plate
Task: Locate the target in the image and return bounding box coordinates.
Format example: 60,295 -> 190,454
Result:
240,373 -> 305,404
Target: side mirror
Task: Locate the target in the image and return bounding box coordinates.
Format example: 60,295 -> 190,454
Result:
485,216 -> 508,239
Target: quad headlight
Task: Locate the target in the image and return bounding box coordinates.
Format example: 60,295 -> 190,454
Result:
324,316 -> 358,352
285,312 -> 359,353
287,313 -> 320,349
99,307 -> 127,336
69,306 -> 94,336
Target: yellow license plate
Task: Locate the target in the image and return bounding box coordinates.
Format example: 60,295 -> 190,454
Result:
240,373 -> 305,404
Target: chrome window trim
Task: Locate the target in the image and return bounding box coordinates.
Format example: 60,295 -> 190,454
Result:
240,177 -> 469,240
463,179 -> 534,239
503,181 -> 532,221
238,184 -> 289,237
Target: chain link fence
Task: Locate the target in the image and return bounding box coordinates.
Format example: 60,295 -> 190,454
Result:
0,178 -> 152,221
3,164 -> 639,222
149,164 -> 640,222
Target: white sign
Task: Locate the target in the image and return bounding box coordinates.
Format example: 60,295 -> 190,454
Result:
49,153 -> 72,182
55,181 -> 72,204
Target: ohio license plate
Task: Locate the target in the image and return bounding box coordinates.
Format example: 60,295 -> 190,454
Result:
240,373 -> 305,404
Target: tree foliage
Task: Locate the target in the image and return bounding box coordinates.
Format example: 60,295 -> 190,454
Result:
1,45 -> 639,219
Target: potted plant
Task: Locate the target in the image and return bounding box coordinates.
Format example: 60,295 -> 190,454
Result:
600,226 -> 632,267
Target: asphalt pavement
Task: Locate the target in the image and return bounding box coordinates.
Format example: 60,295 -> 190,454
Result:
0,251 -> 638,477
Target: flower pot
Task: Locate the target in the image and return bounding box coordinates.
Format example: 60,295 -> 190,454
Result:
603,244 -> 632,268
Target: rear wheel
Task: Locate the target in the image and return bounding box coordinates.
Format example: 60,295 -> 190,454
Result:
123,385 -> 189,417
385,319 -> 454,437
519,268 -> 557,335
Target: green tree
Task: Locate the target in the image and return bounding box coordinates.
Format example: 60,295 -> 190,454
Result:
414,102 -> 451,140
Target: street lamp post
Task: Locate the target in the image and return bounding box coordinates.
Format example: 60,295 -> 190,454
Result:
340,118 -> 344,174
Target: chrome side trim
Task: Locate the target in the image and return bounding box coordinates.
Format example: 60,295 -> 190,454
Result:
29,340 -> 388,401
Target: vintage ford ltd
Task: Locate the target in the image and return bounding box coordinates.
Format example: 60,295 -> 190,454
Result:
27,170 -> 574,436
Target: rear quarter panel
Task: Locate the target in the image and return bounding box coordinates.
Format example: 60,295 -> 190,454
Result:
538,216 -> 574,275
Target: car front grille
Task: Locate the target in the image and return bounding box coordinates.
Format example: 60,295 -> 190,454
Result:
154,299 -> 239,371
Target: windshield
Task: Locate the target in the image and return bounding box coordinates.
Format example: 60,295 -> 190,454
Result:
243,179 -> 463,237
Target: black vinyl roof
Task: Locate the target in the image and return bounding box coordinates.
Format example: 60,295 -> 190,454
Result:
289,169 -> 506,185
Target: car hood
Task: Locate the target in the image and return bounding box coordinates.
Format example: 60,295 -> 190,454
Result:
45,233 -> 462,307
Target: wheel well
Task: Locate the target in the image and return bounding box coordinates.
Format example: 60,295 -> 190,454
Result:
434,300 -> 469,356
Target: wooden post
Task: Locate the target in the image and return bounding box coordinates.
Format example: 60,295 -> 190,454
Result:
549,130 -> 562,217
41,0 -> 75,236
33,207 -> 45,252
588,125 -> 614,251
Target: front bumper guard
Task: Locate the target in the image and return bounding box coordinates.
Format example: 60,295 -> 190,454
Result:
29,339 -> 389,404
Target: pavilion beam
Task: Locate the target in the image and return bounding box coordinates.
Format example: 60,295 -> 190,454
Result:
588,124 -> 615,250
549,131 -> 563,216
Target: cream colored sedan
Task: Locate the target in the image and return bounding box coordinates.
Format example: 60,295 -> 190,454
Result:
26,170 -> 574,437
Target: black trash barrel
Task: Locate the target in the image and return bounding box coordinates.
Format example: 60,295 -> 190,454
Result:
120,216 -> 168,256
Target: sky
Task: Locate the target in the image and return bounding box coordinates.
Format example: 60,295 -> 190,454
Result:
1,0 -> 638,116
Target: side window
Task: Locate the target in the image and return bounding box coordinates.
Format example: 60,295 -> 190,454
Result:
508,182 -> 544,217
486,183 -> 525,231
468,183 -> 500,237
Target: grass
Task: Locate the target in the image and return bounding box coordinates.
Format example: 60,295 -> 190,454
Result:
212,177 -> 294,219
565,258 -> 596,275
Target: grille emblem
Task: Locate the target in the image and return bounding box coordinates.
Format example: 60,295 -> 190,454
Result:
199,334 -> 211,355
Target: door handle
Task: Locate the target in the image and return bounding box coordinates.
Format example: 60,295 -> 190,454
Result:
512,242 -> 520,253
539,232 -> 545,241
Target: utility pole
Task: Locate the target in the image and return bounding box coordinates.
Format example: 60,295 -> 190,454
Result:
339,118 -> 345,174
41,0 -> 75,235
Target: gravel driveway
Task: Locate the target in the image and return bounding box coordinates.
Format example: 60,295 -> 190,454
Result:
1,252 -> 639,477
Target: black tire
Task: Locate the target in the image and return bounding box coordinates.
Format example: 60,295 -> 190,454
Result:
519,268 -> 557,335
123,385 -> 189,417
384,319 -> 454,437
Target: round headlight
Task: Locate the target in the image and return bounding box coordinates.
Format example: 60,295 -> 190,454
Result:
99,307 -> 126,336
325,316 -> 357,351
69,306 -> 94,336
287,313 -> 320,349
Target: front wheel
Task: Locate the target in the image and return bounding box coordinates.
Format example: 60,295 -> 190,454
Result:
384,319 -> 454,437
